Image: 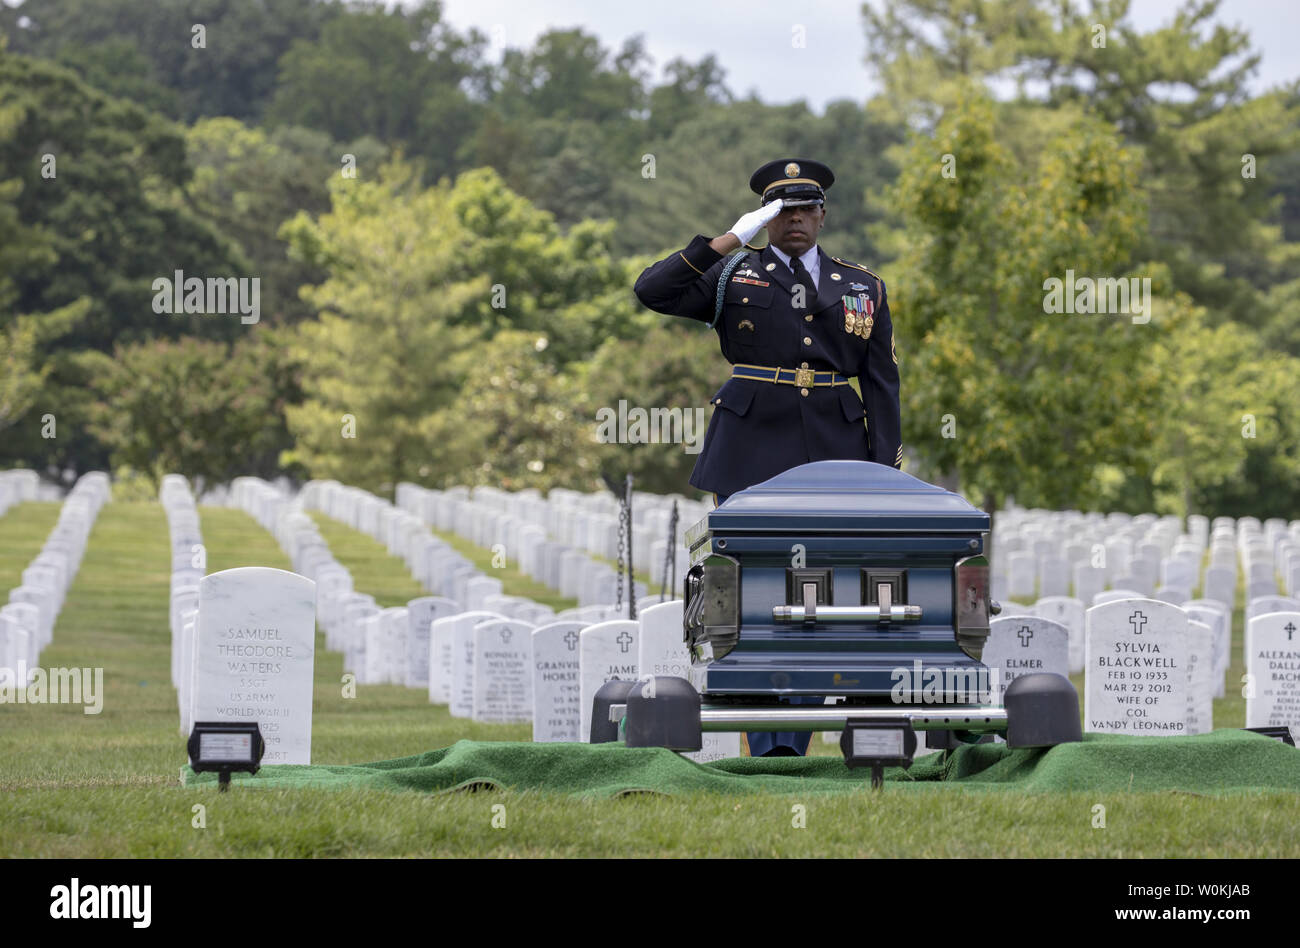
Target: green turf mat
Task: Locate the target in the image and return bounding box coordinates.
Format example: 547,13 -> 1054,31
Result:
183,729 -> 1300,798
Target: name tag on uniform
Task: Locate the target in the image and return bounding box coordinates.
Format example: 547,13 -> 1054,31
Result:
731,276 -> 770,287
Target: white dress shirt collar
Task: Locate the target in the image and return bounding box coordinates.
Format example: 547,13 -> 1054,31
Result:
769,243 -> 820,288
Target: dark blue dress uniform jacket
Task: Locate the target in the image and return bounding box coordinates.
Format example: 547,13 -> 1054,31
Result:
634,235 -> 902,497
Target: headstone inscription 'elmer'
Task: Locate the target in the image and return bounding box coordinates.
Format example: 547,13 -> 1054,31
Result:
191,567 -> 317,764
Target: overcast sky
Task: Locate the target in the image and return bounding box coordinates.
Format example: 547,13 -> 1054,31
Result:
428,0 -> 1299,111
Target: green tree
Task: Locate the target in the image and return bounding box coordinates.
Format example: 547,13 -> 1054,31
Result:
427,330 -> 595,491
861,0 -> 1300,326
0,53 -> 244,352
86,334 -> 302,489
1144,315 -> 1300,518
0,0 -> 344,121
180,118 -> 387,325
889,91 -> 1161,515
280,159 -> 486,495
268,0 -> 484,181
582,322 -> 731,496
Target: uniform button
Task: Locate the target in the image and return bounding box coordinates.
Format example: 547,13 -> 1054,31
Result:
803,336 -> 812,345
804,314 -> 813,322
714,398 -> 722,405
742,297 -> 749,303
800,388 -> 809,397
800,362 -> 809,369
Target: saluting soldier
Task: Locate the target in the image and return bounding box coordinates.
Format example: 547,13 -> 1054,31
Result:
633,158 -> 903,757
634,158 -> 902,505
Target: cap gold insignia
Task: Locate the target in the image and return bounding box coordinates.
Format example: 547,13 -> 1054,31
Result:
785,162 -> 800,177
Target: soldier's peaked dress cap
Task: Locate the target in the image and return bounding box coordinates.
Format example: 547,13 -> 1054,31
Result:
749,158 -> 834,207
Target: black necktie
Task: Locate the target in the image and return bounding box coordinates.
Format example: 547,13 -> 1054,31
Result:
791,255 -> 815,312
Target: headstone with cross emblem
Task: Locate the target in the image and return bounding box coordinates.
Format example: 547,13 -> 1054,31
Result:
531,621 -> 585,742
1245,611 -> 1300,737
1245,596 -> 1300,661
578,620 -> 640,742
983,615 -> 1069,705
636,599 -> 741,762
1085,598 -> 1190,735
1032,596 -> 1085,673
471,619 -> 536,723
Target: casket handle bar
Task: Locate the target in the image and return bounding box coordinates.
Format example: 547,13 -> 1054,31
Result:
772,604 -> 923,623
775,581 -> 921,624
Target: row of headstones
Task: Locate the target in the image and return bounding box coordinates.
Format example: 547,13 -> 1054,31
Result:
424,598 -> 741,762
0,472 -> 109,684
440,482 -> 703,591
230,476 -> 572,687
0,469 -> 40,518
1234,517 -> 1299,599
231,476 -> 664,693
995,507 -> 1300,609
300,479 -> 640,621
987,596 -> 1300,737
994,508 -> 1204,600
998,592 -> 1233,689
162,475 -> 207,734
997,520 -> 1218,606
384,480 -> 657,607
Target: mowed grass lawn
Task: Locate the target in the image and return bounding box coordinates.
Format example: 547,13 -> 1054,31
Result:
1,501 -> 1298,857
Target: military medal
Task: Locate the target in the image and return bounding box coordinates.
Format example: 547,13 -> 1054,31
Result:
842,293 -> 874,339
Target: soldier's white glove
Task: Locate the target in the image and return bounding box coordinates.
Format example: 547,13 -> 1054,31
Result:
726,199 -> 784,245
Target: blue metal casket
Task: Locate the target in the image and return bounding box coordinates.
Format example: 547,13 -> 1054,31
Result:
684,460 -> 995,705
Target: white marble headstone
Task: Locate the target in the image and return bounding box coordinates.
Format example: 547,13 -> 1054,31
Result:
190,567 -> 317,764
531,621 -> 584,742
471,619 -> 535,723
1183,599 -> 1229,699
578,620 -> 640,743
443,611 -> 505,716
1031,596 -> 1085,673
1185,618 -> 1214,735
1084,598 -> 1189,736
1245,611 -> 1300,735
405,596 -> 459,690
984,615 -> 1069,704
636,599 -> 740,762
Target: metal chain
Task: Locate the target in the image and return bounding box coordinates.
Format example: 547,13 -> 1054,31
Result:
615,495 -> 625,614
625,474 -> 636,620
660,500 -> 679,601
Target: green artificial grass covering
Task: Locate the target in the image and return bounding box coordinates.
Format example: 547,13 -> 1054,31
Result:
183,729 -> 1300,798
